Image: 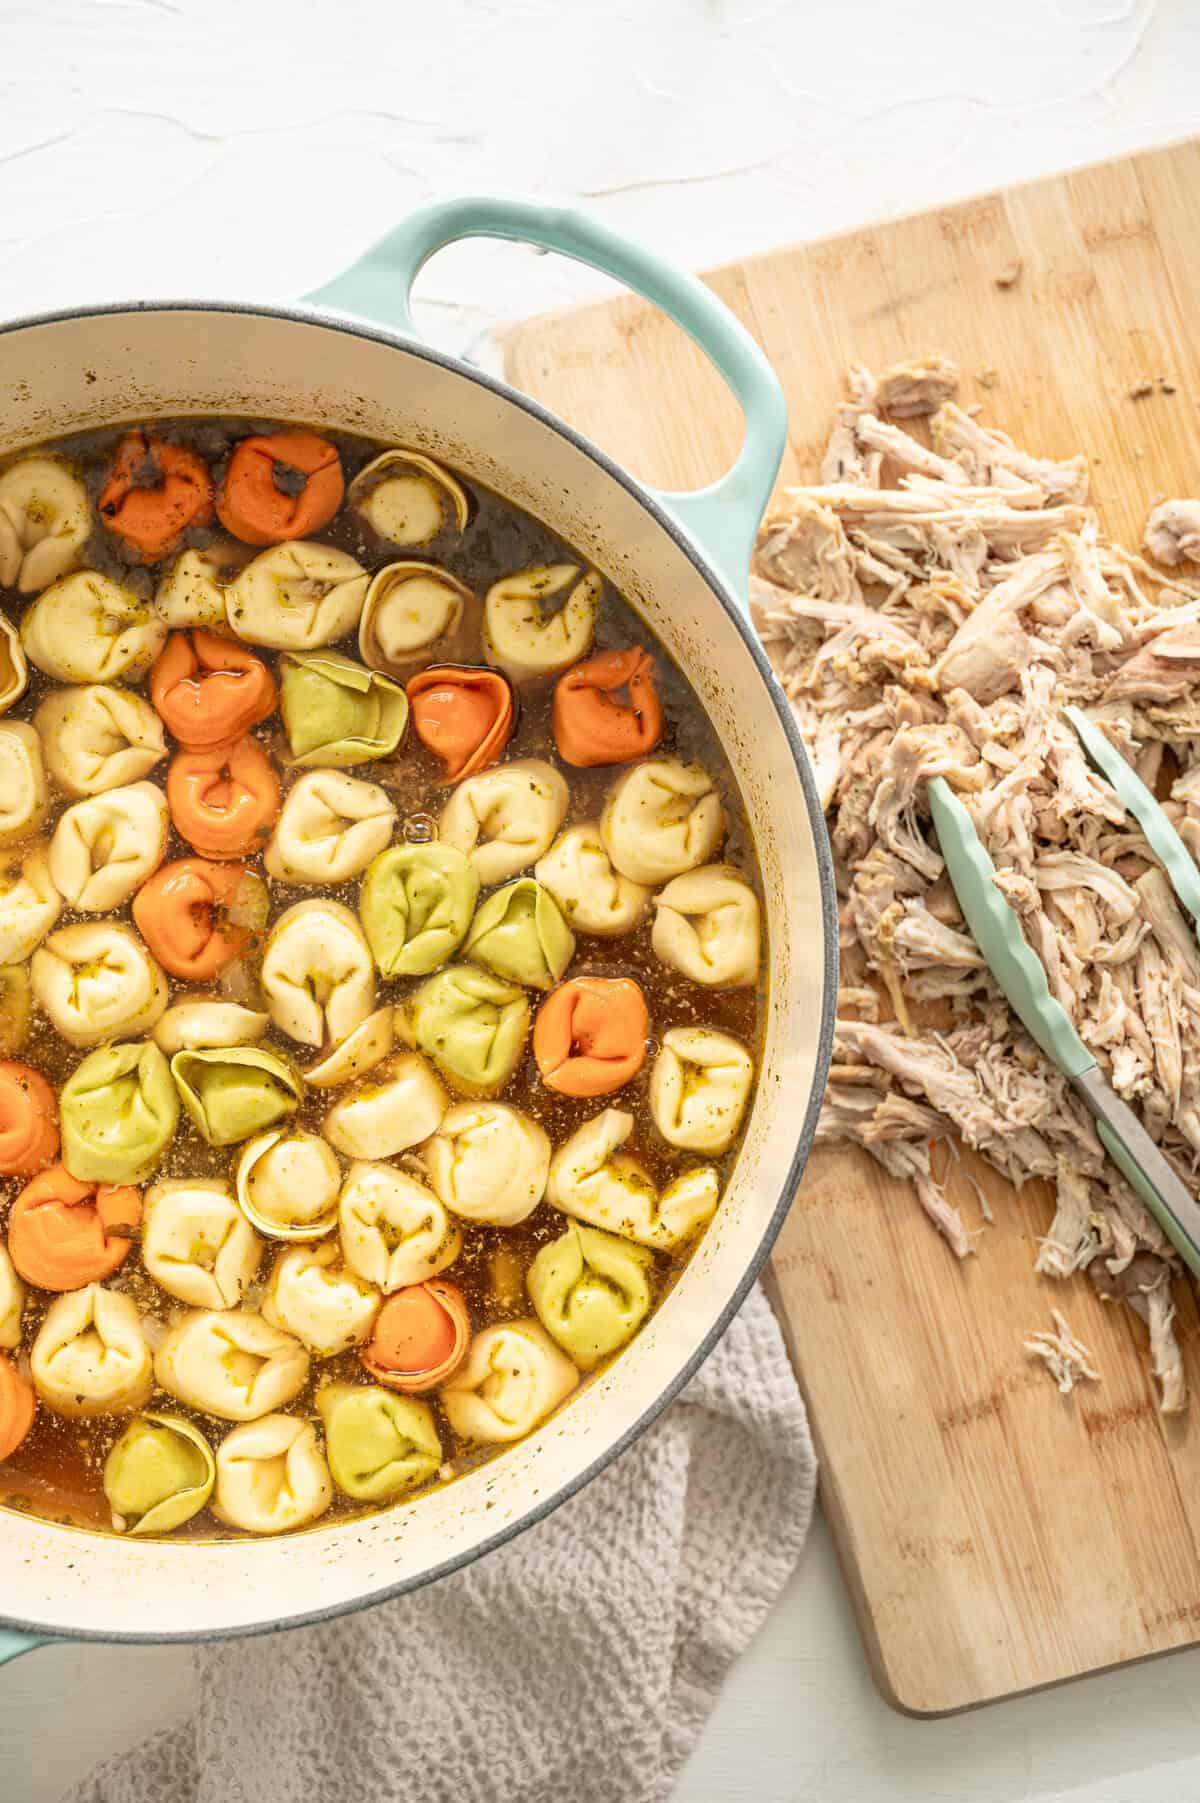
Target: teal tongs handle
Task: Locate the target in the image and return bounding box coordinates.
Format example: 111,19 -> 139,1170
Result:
928,775 -> 1200,1275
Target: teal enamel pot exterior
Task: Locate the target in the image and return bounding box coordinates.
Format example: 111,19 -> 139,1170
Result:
0,197 -> 836,1661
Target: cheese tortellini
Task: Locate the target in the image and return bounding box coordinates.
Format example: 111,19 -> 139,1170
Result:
425,1101 -> 550,1227
0,619 -> 27,722
235,1128 -> 341,1239
103,1413 -> 216,1535
226,542 -> 369,650
649,1028 -> 754,1154
441,1320 -> 578,1444
261,1242 -> 380,1357
528,1221 -> 654,1369
21,571 -> 167,683
483,563 -> 600,682
317,1382 -> 442,1502
278,651 -> 408,767
154,546 -> 236,630
651,865 -> 761,988
155,1309 -> 310,1422
212,1414 -> 332,1535
0,457 -> 91,592
534,823 -> 650,937
546,1108 -> 721,1250
439,758 -> 568,887
142,1178 -> 262,1310
463,878 -> 574,991
171,1046 -> 302,1147
302,1006 -> 394,1089
34,684 -> 166,797
153,996 -> 270,1055
358,842 -> 479,979
61,1039 -> 180,1183
348,448 -> 470,547
407,964 -> 530,1097
358,562 -> 471,674
0,721 -> 48,845
261,899 -> 376,1048
322,1053 -> 447,1160
338,1161 -> 462,1293
30,1285 -> 153,1418
32,921 -> 167,1047
264,770 -> 396,886
601,758 -> 725,886
0,842 -> 60,963
0,1243 -> 25,1349
48,781 -> 168,911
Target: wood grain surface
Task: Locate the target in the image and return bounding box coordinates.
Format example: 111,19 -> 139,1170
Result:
504,138 -> 1200,1715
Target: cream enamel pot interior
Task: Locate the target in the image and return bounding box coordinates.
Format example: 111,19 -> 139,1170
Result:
0,198 -> 836,1663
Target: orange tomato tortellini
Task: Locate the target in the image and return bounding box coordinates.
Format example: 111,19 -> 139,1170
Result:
0,1060 -> 59,1175
7,1163 -> 142,1291
216,429 -> 344,546
406,664 -> 514,783
150,630 -> 277,750
97,430 -> 214,562
0,1352 -> 35,1462
167,735 -> 280,859
360,1279 -> 470,1393
553,647 -> 662,767
532,975 -> 649,1098
132,858 -> 263,982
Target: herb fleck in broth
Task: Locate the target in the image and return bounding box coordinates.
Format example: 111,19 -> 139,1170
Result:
0,418 -> 765,1538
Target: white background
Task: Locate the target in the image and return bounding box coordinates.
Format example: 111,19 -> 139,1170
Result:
3,1 -> 1200,1798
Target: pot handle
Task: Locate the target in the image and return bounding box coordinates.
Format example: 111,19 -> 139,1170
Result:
304,197 -> 787,599
0,1630 -> 53,1665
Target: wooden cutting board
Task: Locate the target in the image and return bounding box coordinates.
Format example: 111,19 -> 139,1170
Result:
504,139 -> 1200,1715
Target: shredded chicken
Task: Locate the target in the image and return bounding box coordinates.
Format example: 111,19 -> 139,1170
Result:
1024,1310 -> 1100,1395
758,357 -> 1200,1413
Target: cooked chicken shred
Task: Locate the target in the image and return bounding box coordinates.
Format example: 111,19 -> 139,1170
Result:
759,360 -> 1200,1412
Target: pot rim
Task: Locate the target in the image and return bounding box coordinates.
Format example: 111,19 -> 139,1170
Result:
0,296 -> 838,1644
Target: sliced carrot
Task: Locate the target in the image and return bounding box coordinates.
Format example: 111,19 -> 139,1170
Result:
553,647 -> 662,767
533,975 -> 649,1097
215,429 -> 344,546
406,665 -> 514,782
97,430 -> 214,562
133,858 -> 256,981
167,735 -> 280,859
360,1280 -> 470,1393
150,629 -> 277,750
0,1062 -> 58,1176
0,1354 -> 35,1463
7,1163 -> 141,1291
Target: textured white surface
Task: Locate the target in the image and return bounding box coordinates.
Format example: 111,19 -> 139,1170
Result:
2,0 -> 1200,1797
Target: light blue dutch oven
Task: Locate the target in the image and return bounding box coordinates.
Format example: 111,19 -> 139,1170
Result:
0,197 -> 835,1665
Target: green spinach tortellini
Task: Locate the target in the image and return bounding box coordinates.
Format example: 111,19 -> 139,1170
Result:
103,1412 -> 216,1535
463,878 -> 575,991
406,963 -> 530,1097
317,1381 -> 442,1502
358,842 -> 479,978
171,1045 -> 303,1147
61,1040 -> 180,1184
528,1221 -> 654,1370
279,650 -> 409,767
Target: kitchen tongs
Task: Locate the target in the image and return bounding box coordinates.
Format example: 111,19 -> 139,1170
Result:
929,730 -> 1200,1277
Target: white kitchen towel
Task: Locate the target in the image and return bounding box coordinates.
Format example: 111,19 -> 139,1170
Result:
66,1284 -> 815,1803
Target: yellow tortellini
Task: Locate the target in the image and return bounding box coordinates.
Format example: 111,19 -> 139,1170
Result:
32,922 -> 167,1048
348,448 -> 470,548
463,878 -> 575,991
528,1221 -> 654,1370
278,651 -> 408,767
153,997 -> 270,1055
171,1045 -> 303,1147
317,1382 -> 442,1502
0,618 -> 27,722
322,1053 -> 447,1161
103,1413 -> 216,1535
0,457 -> 91,592
142,1178 -> 263,1310
261,899 -> 376,1049
21,571 -> 166,683
424,1101 -> 550,1227
226,542 -> 369,650
61,1040 -> 180,1184
264,769 -> 396,886
261,1242 -> 380,1357
649,1027 -> 754,1154
302,1006 -> 395,1089
601,758 -> 725,887
0,1243 -> 25,1350
33,684 -> 166,797
155,1309 -> 310,1422
0,842 -> 60,963
0,720 -> 48,846
337,1160 -> 462,1293
546,1108 -> 721,1250
534,823 -> 650,937
235,1128 -> 342,1240
212,1415 -> 333,1535
358,842 -> 479,979
358,562 -> 471,674
48,780 -> 168,911
438,758 -> 568,887
651,865 -> 761,988
441,1320 -> 579,1444
407,964 -> 530,1098
483,563 -> 600,682
153,546 -> 233,630
30,1285 -> 153,1418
